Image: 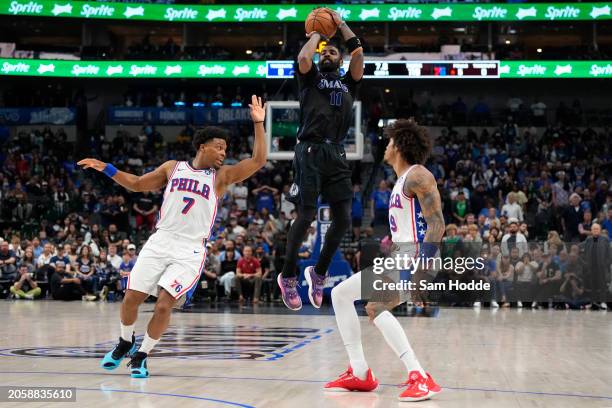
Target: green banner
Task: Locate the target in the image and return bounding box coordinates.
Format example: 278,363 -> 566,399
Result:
1,58 -> 612,78
1,1 -> 611,22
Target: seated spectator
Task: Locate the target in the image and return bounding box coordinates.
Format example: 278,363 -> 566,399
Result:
235,246 -> 262,304
533,253 -> 562,308
219,248 -> 238,298
118,252 -> 135,296
514,252 -> 538,308
0,241 -> 17,281
75,245 -> 98,298
96,249 -> 119,301
501,192 -> 524,222
107,244 -> 122,270
10,264 -> 41,299
255,245 -> 274,302
50,261 -> 91,301
497,254 -> 514,307
501,219 -> 528,257
133,191 -> 158,231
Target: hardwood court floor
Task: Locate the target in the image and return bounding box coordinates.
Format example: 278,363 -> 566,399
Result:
0,300 -> 610,408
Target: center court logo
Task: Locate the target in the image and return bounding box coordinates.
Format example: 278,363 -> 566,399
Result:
0,326 -> 331,361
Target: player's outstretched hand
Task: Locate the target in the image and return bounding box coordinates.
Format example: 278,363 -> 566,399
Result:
77,158 -> 106,172
249,94 -> 266,123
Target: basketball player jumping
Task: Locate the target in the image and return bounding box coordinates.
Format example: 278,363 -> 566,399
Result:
77,95 -> 267,378
278,9 -> 364,310
324,120 -> 445,402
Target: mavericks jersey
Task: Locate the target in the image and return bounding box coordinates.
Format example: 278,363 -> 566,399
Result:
388,166 -> 428,244
156,161 -> 218,242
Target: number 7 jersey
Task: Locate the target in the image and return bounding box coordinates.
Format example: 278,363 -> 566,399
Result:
388,165 -> 428,243
156,161 -> 218,242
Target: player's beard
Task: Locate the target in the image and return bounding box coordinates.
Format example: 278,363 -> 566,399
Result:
319,58 -> 339,73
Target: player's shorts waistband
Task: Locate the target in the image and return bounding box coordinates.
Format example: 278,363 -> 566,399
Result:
153,229 -> 207,246
297,138 -> 343,146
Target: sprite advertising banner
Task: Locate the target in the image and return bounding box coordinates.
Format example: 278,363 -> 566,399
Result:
1,1 -> 612,22
1,59 -> 612,79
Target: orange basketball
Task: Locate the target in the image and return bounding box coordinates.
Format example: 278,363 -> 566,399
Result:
305,8 -> 337,38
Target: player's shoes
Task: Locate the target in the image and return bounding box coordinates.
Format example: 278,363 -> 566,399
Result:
425,372 -> 442,395
277,274 -> 302,311
324,366 -> 379,392
100,334 -> 137,370
128,351 -> 149,378
398,371 -> 438,402
304,266 -> 326,308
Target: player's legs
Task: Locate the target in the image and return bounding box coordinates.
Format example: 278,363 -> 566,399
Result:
325,272 -> 378,392
278,205 -> 316,310
365,301 -> 441,401
315,198 -> 351,276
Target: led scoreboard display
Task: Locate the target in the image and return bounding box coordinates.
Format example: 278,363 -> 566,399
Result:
363,61 -> 500,78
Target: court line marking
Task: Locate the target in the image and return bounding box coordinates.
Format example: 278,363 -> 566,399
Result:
1,371 -> 610,401
1,384 -> 253,408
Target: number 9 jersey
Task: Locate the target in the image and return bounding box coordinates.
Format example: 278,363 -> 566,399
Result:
388,165 -> 428,244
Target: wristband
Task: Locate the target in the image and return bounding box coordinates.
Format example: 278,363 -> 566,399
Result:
103,163 -> 118,178
346,36 -> 362,53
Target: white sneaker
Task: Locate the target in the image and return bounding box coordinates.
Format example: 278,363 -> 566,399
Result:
517,301 -> 523,308
600,303 -> 608,310
473,302 -> 481,308
24,294 -> 34,300
531,301 -> 538,308
491,301 -> 499,308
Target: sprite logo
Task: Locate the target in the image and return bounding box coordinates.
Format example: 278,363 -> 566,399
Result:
334,7 -> 351,20
198,65 -> 226,76
1,61 -> 30,73
235,7 -> 267,21
388,7 -> 422,20
7,1 -> 43,15
165,7 -> 198,21
545,6 -> 580,20
473,6 -> 508,20
129,65 -> 157,76
517,64 -> 547,77
80,4 -> 114,18
71,64 -> 100,76
590,64 -> 612,77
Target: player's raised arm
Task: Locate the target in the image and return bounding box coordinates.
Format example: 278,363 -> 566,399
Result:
77,158 -> 176,193
327,9 -> 364,81
215,95 -> 267,194
298,31 -> 323,75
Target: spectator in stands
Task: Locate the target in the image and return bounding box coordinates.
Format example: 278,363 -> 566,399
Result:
235,246 -> 262,304
578,210 -> 593,241
351,184 -> 364,240
501,192 -> 524,222
0,241 -> 17,280
96,249 -> 118,301
514,252 -> 537,308
602,207 -> 612,240
231,181 -> 249,212
497,254 -> 514,307
50,261 -> 90,301
562,193 -> 583,242
582,223 -> 610,310
533,252 -> 562,308
75,245 -> 98,297
118,252 -> 135,297
133,191 -> 158,231
370,180 -> 391,228
252,185 -> 278,215
452,191 -> 470,225
10,264 -> 41,299
219,247 -> 238,299
501,218 -> 527,257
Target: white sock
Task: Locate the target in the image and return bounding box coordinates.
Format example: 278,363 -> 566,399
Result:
373,311 -> 426,378
120,323 -> 135,343
138,332 -> 160,355
331,273 -> 369,380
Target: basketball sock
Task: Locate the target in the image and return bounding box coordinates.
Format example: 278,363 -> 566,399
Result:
281,206 -> 316,278
331,272 -> 368,380
138,332 -> 160,354
373,311 -> 426,378
120,323 -> 135,343
315,199 -> 351,277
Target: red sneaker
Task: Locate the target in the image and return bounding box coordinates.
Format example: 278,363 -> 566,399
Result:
398,371 -> 432,402
324,367 -> 379,392
426,372 -> 442,395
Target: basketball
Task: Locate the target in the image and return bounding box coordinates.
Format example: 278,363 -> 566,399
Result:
305,8 -> 337,38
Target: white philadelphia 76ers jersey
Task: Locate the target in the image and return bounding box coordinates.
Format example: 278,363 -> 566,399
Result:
388,166 -> 428,243
156,161 -> 218,242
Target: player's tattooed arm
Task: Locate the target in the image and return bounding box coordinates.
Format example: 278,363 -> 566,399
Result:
216,95 -> 267,196
404,166 -> 445,245
77,158 -> 176,192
